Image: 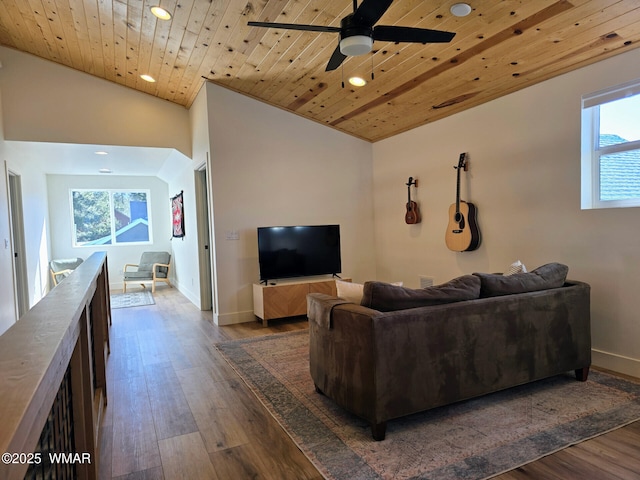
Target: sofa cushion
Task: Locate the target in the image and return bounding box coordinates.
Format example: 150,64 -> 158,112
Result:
473,262 -> 568,298
360,275 -> 481,312
336,279 -> 403,304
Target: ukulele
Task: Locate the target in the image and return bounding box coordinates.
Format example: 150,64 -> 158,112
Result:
445,153 -> 480,251
405,177 -> 421,224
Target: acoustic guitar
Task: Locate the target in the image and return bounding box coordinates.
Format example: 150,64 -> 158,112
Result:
445,153 -> 480,251
405,177 -> 421,224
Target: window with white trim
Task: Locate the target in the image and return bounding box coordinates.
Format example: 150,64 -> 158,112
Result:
70,189 -> 152,246
581,79 -> 640,209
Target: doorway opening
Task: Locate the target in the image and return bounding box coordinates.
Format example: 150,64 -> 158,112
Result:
195,159 -> 215,313
7,170 -> 29,319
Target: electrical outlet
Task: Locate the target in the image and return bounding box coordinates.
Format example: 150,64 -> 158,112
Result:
419,275 -> 434,288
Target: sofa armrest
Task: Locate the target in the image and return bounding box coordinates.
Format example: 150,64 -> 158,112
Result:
308,294 -> 381,421
307,293 -> 355,329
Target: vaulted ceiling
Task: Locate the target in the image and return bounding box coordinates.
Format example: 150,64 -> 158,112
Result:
1,0 -> 639,142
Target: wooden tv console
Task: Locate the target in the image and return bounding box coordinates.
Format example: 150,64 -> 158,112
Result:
253,277 -> 350,326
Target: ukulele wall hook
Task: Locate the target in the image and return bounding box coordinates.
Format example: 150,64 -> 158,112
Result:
405,177 -> 421,224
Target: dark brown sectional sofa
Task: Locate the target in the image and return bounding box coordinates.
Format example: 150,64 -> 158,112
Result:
307,263 -> 591,440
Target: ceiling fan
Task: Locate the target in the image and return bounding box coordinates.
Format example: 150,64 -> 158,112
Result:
248,0 -> 456,72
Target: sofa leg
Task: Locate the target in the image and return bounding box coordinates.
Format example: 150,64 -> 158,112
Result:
371,422 -> 386,441
575,366 -> 590,382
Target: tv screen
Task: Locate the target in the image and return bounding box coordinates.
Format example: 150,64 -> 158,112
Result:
257,225 -> 341,282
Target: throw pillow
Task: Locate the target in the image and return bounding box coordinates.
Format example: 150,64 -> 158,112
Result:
505,260 -> 527,276
473,262 -> 569,298
360,275 -> 481,312
336,279 -> 403,304
336,280 -> 364,304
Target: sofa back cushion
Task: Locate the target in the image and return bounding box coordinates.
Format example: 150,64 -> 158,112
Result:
360,275 -> 481,312
473,262 -> 568,298
336,279 -> 404,304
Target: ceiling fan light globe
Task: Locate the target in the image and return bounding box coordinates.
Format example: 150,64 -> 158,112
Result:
340,35 -> 373,56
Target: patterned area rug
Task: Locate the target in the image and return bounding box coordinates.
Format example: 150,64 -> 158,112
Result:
216,330 -> 640,480
110,290 -> 155,309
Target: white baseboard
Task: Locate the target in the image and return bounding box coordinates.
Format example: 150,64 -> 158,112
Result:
214,310 -> 256,326
109,279 -> 201,310
592,348 -> 640,378
172,279 -> 200,309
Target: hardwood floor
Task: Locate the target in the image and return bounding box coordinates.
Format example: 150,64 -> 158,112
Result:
99,287 -> 640,479
99,287 -> 319,480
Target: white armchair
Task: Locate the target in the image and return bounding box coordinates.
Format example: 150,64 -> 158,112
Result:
123,251 -> 171,293
49,257 -> 84,286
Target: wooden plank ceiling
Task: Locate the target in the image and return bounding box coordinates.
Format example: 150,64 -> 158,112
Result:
1,0 -> 639,142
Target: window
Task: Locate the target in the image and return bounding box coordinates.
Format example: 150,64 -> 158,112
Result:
581,79 -> 640,209
70,189 -> 152,246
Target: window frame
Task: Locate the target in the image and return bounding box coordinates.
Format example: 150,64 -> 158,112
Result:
69,188 -> 153,247
581,79 -> 640,210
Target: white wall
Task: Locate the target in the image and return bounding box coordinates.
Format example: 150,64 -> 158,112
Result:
205,83 -> 376,325
0,46 -> 191,157
160,84 -> 215,311
46,174 -> 172,291
0,88 -> 18,333
1,86 -> 51,334
158,149 -> 203,307
0,47 -> 193,323
373,47 -> 640,378
4,143 -> 51,313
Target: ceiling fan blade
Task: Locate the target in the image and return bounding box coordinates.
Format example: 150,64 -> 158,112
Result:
248,21 -> 340,33
373,26 -> 456,43
353,0 -> 393,26
325,45 -> 347,71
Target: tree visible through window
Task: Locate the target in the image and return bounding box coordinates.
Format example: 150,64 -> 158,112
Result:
71,189 -> 152,246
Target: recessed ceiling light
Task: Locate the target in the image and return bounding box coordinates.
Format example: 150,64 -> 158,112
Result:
140,74 -> 156,83
94,151 -> 108,155
450,3 -> 472,17
99,168 -> 112,174
150,6 -> 172,20
348,76 -> 367,87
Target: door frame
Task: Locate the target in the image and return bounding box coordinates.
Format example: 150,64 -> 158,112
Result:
6,167 -> 29,319
194,156 -> 215,312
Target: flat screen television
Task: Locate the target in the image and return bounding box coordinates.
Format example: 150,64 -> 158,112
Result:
257,225 -> 341,282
